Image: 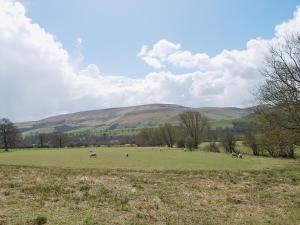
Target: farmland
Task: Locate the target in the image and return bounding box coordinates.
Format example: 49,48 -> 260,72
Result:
0,147 -> 299,225
0,147 -> 296,171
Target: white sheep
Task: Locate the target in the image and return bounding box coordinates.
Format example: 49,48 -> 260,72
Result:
89,151 -> 97,158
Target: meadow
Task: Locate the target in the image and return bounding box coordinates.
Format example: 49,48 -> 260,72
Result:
0,147 -> 299,225
0,147 -> 296,171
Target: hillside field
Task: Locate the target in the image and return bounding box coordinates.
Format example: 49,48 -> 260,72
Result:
0,147 -> 299,225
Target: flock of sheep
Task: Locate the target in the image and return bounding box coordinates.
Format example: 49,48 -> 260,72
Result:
88,149 -> 243,159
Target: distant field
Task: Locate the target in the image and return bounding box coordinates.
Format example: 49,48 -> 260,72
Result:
22,120 -> 233,137
0,147 -> 297,171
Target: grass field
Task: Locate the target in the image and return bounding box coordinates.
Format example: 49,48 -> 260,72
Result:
0,147 -> 297,171
0,147 -> 299,225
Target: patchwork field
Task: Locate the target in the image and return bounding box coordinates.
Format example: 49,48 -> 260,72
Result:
0,147 -> 299,225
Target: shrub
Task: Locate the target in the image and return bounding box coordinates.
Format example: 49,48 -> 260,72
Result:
258,132 -> 296,158
203,142 -> 220,152
34,216 -> 47,225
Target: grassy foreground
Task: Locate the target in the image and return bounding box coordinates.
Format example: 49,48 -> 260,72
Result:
0,166 -> 299,225
0,147 -> 299,224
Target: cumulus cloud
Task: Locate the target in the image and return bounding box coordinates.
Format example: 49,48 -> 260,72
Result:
1,0 -> 300,121
137,40 -> 181,69
138,37 -> 270,72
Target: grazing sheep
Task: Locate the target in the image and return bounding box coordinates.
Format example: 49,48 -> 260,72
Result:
89,151 -> 97,158
126,153 -> 129,157
232,152 -> 243,159
231,152 -> 238,158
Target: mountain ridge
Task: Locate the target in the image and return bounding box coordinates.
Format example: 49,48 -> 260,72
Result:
16,103 -> 253,136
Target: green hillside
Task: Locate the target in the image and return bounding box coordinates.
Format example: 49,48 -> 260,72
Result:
17,104 -> 252,136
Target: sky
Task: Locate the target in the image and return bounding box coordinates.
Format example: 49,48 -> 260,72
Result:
1,0 -> 300,122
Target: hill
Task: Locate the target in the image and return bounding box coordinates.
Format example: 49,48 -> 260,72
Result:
16,104 -> 253,136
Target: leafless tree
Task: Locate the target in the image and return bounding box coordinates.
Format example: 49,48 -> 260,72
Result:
39,133 -> 45,148
244,131 -> 260,156
135,128 -> 163,146
51,132 -> 65,148
257,35 -> 300,134
0,118 -> 20,151
255,112 -> 296,158
185,136 -> 194,151
179,111 -> 209,149
159,123 -> 176,147
221,133 -> 236,153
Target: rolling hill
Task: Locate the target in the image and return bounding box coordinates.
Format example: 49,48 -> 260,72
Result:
16,104 -> 253,136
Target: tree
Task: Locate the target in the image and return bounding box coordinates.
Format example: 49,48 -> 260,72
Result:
159,123 -> 176,147
221,133 -> 236,153
244,131 -> 260,156
257,35 -> 300,136
135,128 -> 163,146
176,138 -> 186,148
179,111 -> 209,149
255,112 -> 296,158
51,132 -> 65,148
185,136 -> 194,151
39,133 -> 45,148
0,118 -> 20,151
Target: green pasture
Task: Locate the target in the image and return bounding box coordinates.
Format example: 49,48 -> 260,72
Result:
0,147 -> 297,171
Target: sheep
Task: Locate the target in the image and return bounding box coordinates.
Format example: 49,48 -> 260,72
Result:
89,151 -> 97,158
232,152 -> 243,159
126,153 -> 129,157
238,153 -> 243,159
231,152 -> 238,158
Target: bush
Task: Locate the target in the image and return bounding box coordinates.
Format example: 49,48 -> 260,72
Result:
34,216 -> 47,225
203,142 -> 220,152
258,131 -> 296,158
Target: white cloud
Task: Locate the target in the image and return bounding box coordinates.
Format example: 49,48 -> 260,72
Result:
1,0 -> 300,121
138,38 -> 270,72
275,6 -> 300,38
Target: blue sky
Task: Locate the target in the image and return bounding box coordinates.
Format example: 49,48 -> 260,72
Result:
1,0 -> 300,121
21,0 -> 300,76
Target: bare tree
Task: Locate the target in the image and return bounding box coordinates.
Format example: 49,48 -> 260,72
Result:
255,112 -> 296,158
244,131 -> 260,156
51,132 -> 65,148
257,35 -> 300,135
221,133 -> 236,153
179,111 -> 209,149
0,118 -> 20,151
159,123 -> 176,147
185,136 -> 194,151
135,128 -> 163,146
39,133 -> 45,148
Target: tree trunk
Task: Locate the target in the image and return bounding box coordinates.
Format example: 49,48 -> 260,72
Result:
3,131 -> 8,151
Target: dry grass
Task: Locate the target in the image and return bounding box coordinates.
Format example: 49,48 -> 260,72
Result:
0,165 -> 299,225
